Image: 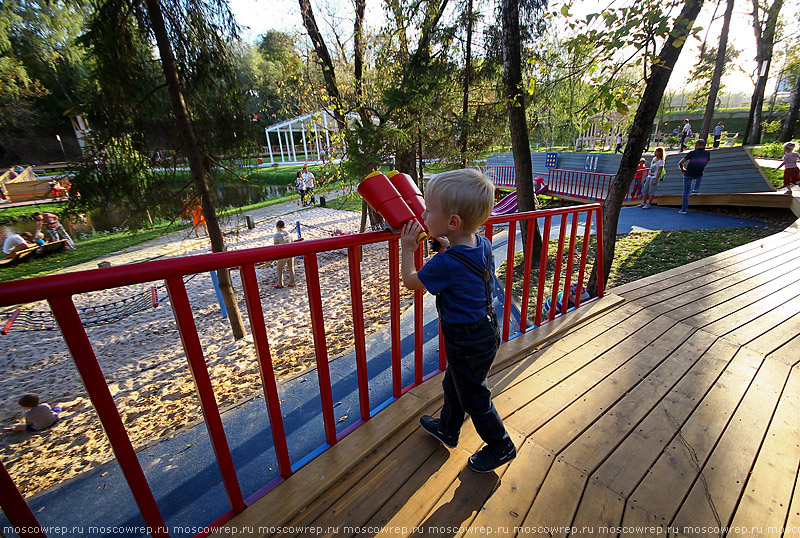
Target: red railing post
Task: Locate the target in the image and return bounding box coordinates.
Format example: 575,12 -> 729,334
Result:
239,264 -> 293,479
548,214 -> 569,321
501,220 -> 516,342
346,246 -> 371,423
576,208 -> 594,307
518,216 -> 536,332
1,459 -> 47,538
389,238 -> 402,398
165,276 -> 246,514
48,296 -> 170,537
303,253 -> 337,446
534,216 -> 552,326
595,207 -> 606,298
414,247 -> 424,386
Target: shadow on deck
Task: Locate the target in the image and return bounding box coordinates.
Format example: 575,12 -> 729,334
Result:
214,210 -> 800,538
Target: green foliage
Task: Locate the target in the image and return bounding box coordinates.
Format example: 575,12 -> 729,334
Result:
687,45 -> 740,110
0,0 -> 90,162
752,140 -> 800,159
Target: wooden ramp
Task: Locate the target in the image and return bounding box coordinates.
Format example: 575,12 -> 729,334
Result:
215,220 -> 800,538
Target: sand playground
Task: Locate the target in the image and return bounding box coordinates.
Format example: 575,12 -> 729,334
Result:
0,204 -> 415,498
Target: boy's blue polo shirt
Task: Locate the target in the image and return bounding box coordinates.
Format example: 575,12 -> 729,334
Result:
418,235 -> 494,324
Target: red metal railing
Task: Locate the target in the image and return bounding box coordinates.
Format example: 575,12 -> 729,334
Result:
483,165 -> 516,188
0,204 -> 603,538
484,165 -> 645,203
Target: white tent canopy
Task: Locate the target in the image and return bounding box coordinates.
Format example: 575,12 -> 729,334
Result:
264,110 -> 339,165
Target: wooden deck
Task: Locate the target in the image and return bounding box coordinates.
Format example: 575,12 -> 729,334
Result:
215,219 -> 800,538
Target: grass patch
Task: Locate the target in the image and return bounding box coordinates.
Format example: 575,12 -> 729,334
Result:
760,165 -> 785,190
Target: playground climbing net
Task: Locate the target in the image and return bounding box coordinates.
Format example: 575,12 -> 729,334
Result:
1,285 -> 161,334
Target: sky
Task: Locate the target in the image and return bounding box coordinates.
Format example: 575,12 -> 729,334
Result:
228,0 -> 798,100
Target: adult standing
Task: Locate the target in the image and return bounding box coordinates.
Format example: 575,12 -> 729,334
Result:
3,232 -> 34,257
33,212 -> 75,249
680,118 -> 692,151
302,164 -> 316,205
678,139 -> 711,214
639,147 -> 665,210
712,122 -> 724,148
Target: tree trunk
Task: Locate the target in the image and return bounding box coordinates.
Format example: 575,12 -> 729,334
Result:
588,0 -> 705,296
459,0 -> 474,168
353,0 -> 370,126
780,66 -> 800,141
501,0 -> 543,258
298,0 -> 345,127
700,0 -> 734,141
742,0 -> 783,145
144,0 -> 245,339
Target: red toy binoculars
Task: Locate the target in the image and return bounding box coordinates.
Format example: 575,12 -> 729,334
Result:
358,170 -> 429,243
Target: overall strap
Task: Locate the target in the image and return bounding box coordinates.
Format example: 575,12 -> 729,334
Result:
443,240 -> 494,315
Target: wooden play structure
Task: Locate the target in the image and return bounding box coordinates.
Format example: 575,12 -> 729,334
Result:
484,146 -> 790,210
1,166 -> 69,203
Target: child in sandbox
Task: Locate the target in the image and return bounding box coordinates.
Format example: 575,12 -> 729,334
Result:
400,168 -> 516,473
3,394 -> 62,432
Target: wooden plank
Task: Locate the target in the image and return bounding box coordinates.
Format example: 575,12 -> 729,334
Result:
611,230 -> 800,297
656,194 -> 792,209
518,457 -> 587,538
285,424 -> 440,538
670,359 -> 791,537
465,439 -> 554,537
701,284 -> 800,345
488,302 -> 648,403
492,294 -> 626,373
677,266 -> 800,327
644,252 -> 800,319
766,333 -> 800,367
531,322 -> 698,454
633,241 -> 800,310
568,335 -> 733,532
271,415 -> 421,536
591,340 -> 752,505
746,313 -> 800,362
618,347 -> 769,533
505,313 -> 679,437
553,328 -> 717,467
211,379 -> 443,537
727,366 -> 800,535
418,433 -> 526,537
358,429 -> 522,538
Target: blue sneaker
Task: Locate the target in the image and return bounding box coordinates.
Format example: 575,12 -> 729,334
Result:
468,444 -> 517,473
420,415 -> 458,448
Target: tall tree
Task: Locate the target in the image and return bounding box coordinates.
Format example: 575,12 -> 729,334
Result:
587,0 -> 705,294
699,0 -> 735,141
780,64 -> 800,141
742,0 -> 784,145
501,0 -> 543,258
79,0 -> 248,338
144,0 -> 245,338
459,0 -> 474,168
